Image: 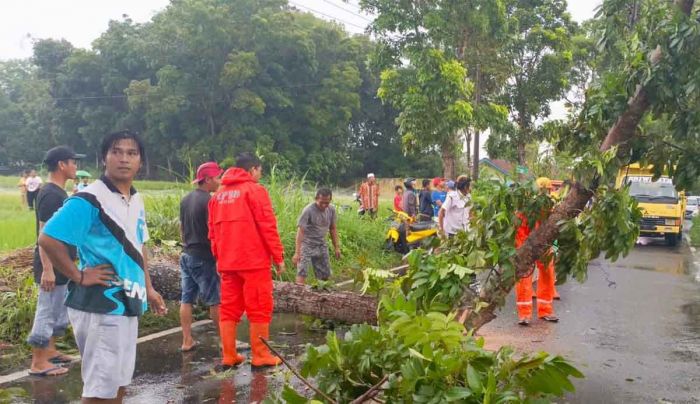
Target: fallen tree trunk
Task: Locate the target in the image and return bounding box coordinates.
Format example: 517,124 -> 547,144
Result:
148,259 -> 379,324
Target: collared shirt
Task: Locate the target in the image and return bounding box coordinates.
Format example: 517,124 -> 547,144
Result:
42,175 -> 149,316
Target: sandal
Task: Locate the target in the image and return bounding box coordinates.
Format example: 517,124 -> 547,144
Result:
28,366 -> 69,377
540,316 -> 559,322
518,319 -> 530,326
49,354 -> 73,364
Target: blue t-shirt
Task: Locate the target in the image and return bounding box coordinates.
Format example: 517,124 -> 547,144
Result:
432,190 -> 447,217
42,177 -> 150,317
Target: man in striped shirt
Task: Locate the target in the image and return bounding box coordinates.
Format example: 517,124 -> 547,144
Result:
39,131 -> 166,402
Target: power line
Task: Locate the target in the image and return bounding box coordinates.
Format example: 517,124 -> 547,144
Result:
319,0 -> 373,23
288,1 -> 367,31
50,82 -> 330,102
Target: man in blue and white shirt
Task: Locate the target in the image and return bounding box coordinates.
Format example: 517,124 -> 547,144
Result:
39,130 -> 166,402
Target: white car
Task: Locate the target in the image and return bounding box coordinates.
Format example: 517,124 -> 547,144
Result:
686,196 -> 699,219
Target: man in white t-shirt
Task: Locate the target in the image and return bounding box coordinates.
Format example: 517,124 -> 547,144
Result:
25,169 -> 43,210
438,176 -> 471,237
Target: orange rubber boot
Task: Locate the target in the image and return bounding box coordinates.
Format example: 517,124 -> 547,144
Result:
220,321 -> 245,367
249,323 -> 281,367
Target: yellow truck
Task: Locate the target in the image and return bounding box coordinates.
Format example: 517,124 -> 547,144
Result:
616,164 -> 686,246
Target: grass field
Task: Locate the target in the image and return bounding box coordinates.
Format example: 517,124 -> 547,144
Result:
0,194 -> 35,252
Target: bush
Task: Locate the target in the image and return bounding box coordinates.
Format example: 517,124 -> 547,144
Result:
690,216 -> 700,247
0,267 -> 37,345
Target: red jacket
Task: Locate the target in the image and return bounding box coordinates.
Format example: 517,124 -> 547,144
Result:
208,168 -> 284,272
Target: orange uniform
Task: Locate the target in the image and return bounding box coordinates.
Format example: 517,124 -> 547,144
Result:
514,213 -> 557,321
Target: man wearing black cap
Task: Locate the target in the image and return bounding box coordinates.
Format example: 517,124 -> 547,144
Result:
26,146 -> 83,376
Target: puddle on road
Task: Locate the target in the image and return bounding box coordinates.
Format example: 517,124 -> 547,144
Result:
3,313 -> 329,403
604,239 -> 691,275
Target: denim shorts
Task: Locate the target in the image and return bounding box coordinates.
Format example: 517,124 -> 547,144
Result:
180,253 -> 220,306
26,284 -> 69,348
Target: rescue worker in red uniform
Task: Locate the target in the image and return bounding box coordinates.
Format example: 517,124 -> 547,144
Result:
514,177 -> 559,325
208,153 -> 285,369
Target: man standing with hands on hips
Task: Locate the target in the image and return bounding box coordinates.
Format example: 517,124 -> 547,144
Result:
39,130 -> 167,403
208,153 -> 285,369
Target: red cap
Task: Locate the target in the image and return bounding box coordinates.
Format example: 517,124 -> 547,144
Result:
192,162 -> 223,184
432,177 -> 443,187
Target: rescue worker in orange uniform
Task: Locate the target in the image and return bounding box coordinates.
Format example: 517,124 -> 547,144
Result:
208,153 -> 285,369
515,177 -> 559,325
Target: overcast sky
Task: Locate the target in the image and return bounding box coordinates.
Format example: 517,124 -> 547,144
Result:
0,0 -> 602,158
1,0 -> 602,60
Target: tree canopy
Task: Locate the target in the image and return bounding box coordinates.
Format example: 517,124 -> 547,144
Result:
0,0 -> 442,183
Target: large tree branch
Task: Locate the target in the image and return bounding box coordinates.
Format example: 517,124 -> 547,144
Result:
465,0 -> 695,331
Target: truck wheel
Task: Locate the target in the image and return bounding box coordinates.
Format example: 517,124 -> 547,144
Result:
665,234 -> 679,247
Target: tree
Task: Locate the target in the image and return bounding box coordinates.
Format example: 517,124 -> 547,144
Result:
0,60 -> 56,166
492,0 -> 578,166
377,48 -> 474,178
0,0 -> 406,183
361,0 -> 510,178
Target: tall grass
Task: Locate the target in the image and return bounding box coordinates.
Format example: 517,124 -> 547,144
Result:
266,170 -> 399,282
0,267 -> 36,345
143,171 -> 400,283
0,266 -> 38,374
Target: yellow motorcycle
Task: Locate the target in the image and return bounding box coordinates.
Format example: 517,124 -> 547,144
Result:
384,210 -> 438,254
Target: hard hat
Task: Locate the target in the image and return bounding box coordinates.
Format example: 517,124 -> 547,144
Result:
536,177 -> 552,189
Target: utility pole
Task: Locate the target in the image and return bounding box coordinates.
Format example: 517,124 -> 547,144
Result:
471,63 -> 481,180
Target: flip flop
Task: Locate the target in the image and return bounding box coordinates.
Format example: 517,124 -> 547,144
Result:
179,341 -> 200,352
28,366 -> 68,377
49,354 -> 73,364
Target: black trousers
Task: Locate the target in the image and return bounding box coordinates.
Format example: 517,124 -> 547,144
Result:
27,190 -> 39,210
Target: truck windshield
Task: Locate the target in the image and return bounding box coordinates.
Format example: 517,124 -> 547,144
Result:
627,178 -> 678,203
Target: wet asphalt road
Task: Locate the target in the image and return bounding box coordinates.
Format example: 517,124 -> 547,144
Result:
481,236 -> 700,403
3,236 -> 700,403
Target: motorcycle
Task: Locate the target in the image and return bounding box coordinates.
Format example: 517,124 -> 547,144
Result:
384,209 -> 438,254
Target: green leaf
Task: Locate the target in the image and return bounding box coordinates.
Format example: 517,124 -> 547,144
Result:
445,387 -> 472,401
280,385 -> 310,403
466,364 -> 483,393
408,347 -> 432,362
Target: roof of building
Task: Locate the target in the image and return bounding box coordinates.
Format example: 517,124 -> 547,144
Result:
479,158 -> 514,176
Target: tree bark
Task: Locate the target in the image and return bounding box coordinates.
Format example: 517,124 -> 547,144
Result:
465,129 -> 471,175
148,259 -> 379,324
472,130 -> 480,180
471,63 -> 481,181
441,141 -> 457,179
